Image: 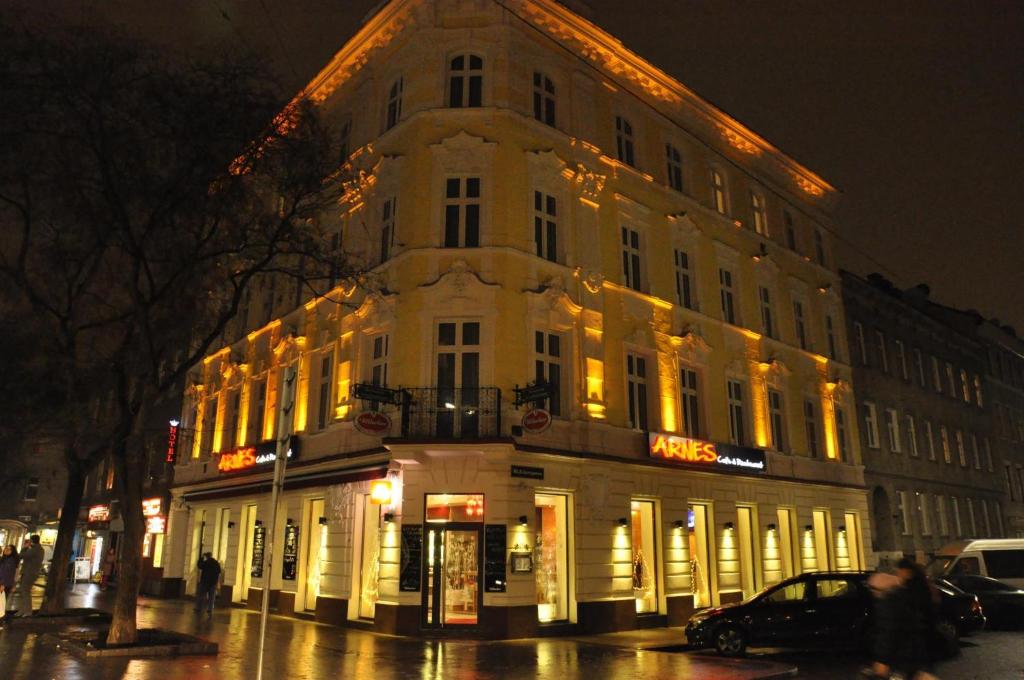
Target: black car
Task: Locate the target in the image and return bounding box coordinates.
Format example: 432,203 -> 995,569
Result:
684,571 -> 985,656
940,574 -> 1024,628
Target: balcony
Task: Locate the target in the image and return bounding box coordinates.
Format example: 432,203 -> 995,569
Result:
400,387 -> 501,439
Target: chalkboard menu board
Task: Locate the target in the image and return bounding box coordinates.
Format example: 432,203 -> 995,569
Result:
484,524 -> 507,593
282,523 -> 299,580
399,524 -> 423,592
250,526 -> 266,578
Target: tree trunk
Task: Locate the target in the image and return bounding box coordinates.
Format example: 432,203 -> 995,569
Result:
105,440 -> 146,645
40,457 -> 85,615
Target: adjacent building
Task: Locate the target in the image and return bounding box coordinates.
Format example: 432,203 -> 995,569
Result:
0,438 -> 66,554
841,272 -> 1006,563
163,0 -> 870,638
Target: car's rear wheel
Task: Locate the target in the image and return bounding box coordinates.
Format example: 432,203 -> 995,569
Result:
933,619 -> 959,659
713,624 -> 747,656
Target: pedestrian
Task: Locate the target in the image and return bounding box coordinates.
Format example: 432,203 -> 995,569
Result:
100,548 -> 117,590
869,558 -> 940,680
0,545 -> 20,615
15,535 -> 44,617
194,552 -> 222,616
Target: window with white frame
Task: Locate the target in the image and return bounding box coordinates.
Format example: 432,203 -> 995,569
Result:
679,366 -> 701,438
674,249 -> 695,310
924,420 -> 936,460
914,347 -> 926,387
534,331 -> 564,417
751,191 -> 768,235
918,492 -> 931,536
895,340 -> 908,380
385,77 -> 403,130
621,226 -> 643,291
615,116 -> 635,167
380,196 -> 397,264
966,497 -> 977,535
875,330 -> 888,373
970,434 -> 981,469
666,143 -> 683,192
864,402 -> 880,448
854,321 -> 867,364
719,268 -> 737,325
951,496 -> 963,537
710,168 -> 727,214
759,286 -> 776,339
940,426 -> 952,463
533,191 -> 558,262
945,361 -> 956,397
533,72 -> 555,126
931,356 -> 943,393
897,490 -> 912,535
936,495 -> 949,536
448,54 -> 483,108
973,375 -> 984,407
768,388 -> 785,452
626,352 -> 649,430
960,368 -> 971,402
727,379 -> 747,446
804,399 -> 820,458
835,406 -> 850,462
814,229 -> 827,266
905,414 -> 919,457
884,408 -> 901,452
369,334 -> 390,387
443,177 -> 481,248
955,430 -> 967,466
825,314 -> 838,360
793,300 -> 808,350
316,353 -> 333,431
784,209 -> 798,251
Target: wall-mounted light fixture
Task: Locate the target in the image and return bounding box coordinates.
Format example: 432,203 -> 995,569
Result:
617,517 -> 628,528
805,525 -> 813,532
838,525 -> 847,532
383,512 -> 395,524
318,516 -> 329,526
287,518 -> 294,525
227,521 -> 236,529
673,519 -> 685,530
254,520 -> 263,527
518,515 -> 529,527
724,522 -> 734,530
370,479 -> 393,505
767,523 -> 777,531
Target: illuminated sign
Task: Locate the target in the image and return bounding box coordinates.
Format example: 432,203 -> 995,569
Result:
648,433 -> 766,474
166,420 -> 179,464
217,439 -> 298,473
142,498 -> 162,517
369,480 -> 392,505
88,505 -> 110,522
146,516 -> 166,534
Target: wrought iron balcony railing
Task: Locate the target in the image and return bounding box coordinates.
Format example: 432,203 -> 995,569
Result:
400,387 -> 501,439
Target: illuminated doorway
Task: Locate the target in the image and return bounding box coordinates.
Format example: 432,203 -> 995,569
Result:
301,498 -> 327,612
631,499 -> 659,614
357,494 -> 380,620
535,493 -> 569,622
812,510 -> 832,571
423,493 -> 483,627
688,503 -> 712,608
234,504 -> 257,603
736,506 -> 760,598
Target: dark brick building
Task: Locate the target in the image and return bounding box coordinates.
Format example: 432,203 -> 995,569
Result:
841,272 -> 1004,563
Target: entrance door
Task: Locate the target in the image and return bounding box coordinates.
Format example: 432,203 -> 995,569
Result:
303,498 -> 326,612
234,504 -> 257,603
423,524 -> 482,627
688,503 -> 712,608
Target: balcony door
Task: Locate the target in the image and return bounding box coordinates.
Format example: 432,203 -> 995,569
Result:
435,321 -> 480,437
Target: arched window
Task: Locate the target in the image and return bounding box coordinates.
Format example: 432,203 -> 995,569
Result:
448,54 -> 483,108
533,72 -> 555,126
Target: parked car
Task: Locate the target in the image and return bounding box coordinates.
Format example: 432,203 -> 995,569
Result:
939,574 -> 1024,628
684,571 -> 984,657
926,539 -> 1024,588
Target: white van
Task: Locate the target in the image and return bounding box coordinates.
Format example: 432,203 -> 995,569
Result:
926,539 -> 1024,588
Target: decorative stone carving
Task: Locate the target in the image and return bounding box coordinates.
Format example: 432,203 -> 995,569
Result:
571,163 -> 606,202
672,329 -> 713,364
579,268 -> 604,294
418,259 -> 500,300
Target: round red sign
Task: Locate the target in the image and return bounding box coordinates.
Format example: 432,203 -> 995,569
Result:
355,411 -> 391,436
521,408 -> 552,434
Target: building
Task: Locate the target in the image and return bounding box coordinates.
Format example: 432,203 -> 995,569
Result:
163,0 -> 870,638
841,273 -> 1006,563
0,438 -> 67,554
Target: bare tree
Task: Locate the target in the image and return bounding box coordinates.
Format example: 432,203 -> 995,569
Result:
0,20 -> 350,643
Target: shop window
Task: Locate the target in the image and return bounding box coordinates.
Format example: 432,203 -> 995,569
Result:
357,494 -> 380,619
448,54 -> 483,108
736,506 -> 759,599
709,168 -> 727,214
842,513 -> 862,571
750,191 -> 768,235
812,510 -> 832,571
425,493 -> 484,523
631,499 -> 658,614
304,498 -> 327,612
535,493 -> 569,622
689,503 -> 712,608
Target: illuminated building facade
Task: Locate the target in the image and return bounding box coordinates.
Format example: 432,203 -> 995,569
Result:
163,0 -> 870,637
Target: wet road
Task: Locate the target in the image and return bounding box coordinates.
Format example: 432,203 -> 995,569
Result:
1,586 -> 788,680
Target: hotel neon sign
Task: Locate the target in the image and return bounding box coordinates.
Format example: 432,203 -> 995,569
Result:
648,432 -> 766,473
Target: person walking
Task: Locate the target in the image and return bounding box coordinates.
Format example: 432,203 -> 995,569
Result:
194,552 -> 222,616
869,558 -> 939,680
15,535 -> 44,617
0,545 -> 20,616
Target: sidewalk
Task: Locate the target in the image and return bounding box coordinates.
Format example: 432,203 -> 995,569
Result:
1,585 -> 796,680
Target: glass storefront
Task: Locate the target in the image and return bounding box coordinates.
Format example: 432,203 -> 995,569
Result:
234,504 -> 257,603
304,498 -> 326,611
736,506 -> 759,599
535,493 -> 569,622
688,503 -> 711,608
358,494 -> 380,619
630,499 -> 658,614
424,494 -> 483,627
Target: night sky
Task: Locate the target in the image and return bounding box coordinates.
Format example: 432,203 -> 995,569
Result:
29,0 -> 1024,332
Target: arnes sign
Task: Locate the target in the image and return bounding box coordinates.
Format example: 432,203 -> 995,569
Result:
217,439 -> 299,473
648,432 -> 766,474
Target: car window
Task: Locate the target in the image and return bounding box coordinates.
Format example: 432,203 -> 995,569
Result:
951,556 -> 981,576
982,550 -> 1024,579
817,579 -> 858,599
763,581 -> 807,604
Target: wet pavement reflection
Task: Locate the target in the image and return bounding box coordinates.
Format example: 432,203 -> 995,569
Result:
1,586 -> 786,680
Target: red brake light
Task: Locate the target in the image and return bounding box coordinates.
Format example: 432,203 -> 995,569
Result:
971,597 -> 982,613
